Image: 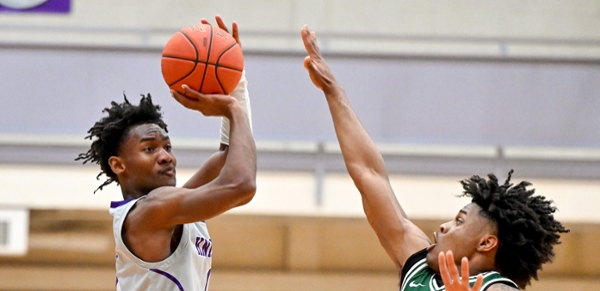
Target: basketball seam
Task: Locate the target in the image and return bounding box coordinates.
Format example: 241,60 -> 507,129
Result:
161,55 -> 242,72
215,42 -> 244,93
167,31 -> 200,87
198,25 -> 213,93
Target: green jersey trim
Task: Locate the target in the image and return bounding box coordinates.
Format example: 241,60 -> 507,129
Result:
400,249 -> 519,291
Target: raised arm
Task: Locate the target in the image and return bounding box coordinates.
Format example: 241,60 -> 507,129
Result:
182,15 -> 251,190
301,25 -> 429,269
119,87 -> 256,262
181,69 -> 251,189
150,87 -> 256,223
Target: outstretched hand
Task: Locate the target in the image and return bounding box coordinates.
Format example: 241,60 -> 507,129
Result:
202,15 -> 241,48
301,25 -> 338,93
171,85 -> 236,118
439,251 -> 483,291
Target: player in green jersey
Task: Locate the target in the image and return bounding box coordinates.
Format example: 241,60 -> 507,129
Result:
300,25 -> 569,291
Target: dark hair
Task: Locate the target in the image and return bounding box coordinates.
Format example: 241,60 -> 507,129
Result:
76,94 -> 168,193
460,170 -> 569,289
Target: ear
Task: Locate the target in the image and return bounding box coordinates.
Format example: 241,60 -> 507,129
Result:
108,156 -> 125,176
477,234 -> 498,253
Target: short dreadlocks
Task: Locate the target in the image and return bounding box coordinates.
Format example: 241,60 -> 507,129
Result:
460,170 -> 569,289
76,94 -> 168,193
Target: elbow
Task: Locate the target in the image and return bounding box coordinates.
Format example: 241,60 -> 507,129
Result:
233,176 -> 256,206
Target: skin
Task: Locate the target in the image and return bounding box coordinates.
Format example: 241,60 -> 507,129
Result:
108,16 -> 256,263
301,25 -> 518,291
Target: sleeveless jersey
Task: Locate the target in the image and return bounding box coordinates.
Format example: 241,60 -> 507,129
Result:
400,249 -> 519,291
109,199 -> 213,291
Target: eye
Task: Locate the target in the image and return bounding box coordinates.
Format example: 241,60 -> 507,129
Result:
456,217 -> 464,224
144,147 -> 154,153
165,144 -> 172,152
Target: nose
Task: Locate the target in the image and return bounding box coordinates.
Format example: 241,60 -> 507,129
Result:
439,221 -> 451,233
158,148 -> 174,164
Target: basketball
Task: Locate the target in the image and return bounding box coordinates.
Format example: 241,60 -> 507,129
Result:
161,24 -> 244,95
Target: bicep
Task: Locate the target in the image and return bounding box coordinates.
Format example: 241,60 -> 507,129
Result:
356,172 -> 431,269
131,182 -> 252,230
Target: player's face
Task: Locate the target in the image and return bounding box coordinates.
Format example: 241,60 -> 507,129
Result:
425,203 -> 496,272
119,123 -> 177,193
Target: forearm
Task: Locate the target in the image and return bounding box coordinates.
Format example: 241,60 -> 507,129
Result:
149,106 -> 256,225
221,70 -> 252,145
218,104 -> 256,195
182,145 -> 228,189
324,85 -> 388,178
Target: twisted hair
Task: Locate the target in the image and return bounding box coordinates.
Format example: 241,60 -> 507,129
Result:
76,94 -> 167,193
460,170 -> 569,289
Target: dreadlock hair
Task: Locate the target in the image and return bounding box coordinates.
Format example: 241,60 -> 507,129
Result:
76,94 -> 168,193
460,170 -> 569,289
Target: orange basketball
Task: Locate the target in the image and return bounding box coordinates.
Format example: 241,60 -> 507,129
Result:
161,24 -> 244,95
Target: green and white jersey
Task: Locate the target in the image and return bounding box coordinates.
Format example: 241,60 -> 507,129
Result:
400,249 -> 519,291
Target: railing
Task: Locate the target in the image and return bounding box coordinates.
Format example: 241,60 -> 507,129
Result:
2,24 -> 600,60
2,132 -> 600,179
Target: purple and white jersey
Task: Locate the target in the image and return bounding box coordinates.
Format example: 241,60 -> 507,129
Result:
109,199 -> 213,291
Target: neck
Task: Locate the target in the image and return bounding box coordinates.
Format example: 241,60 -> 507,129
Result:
120,185 -> 147,200
468,254 -> 498,276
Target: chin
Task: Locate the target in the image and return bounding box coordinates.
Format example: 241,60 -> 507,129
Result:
154,177 -> 176,188
165,178 -> 177,187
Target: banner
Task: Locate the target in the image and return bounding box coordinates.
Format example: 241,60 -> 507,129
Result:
0,0 -> 70,13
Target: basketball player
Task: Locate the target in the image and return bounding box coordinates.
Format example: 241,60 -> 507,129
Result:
77,16 -> 255,291
301,25 -> 568,291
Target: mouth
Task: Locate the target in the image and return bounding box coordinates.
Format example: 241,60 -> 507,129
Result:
159,166 -> 176,176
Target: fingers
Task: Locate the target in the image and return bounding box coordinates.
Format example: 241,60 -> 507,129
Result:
202,15 -> 241,46
439,251 -> 483,291
303,56 -> 312,70
438,252 -> 451,284
446,251 -> 460,283
301,25 -> 313,54
231,21 -> 241,46
171,86 -> 198,110
301,25 -> 322,59
461,257 -> 470,288
215,15 -> 227,32
472,274 -> 483,291
181,84 -> 201,99
439,251 -> 459,286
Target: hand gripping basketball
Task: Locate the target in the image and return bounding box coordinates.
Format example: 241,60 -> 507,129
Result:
200,15 -> 252,145
161,17 -> 244,95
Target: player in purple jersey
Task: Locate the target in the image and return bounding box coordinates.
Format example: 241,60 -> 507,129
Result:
77,16 -> 256,291
300,25 -> 568,291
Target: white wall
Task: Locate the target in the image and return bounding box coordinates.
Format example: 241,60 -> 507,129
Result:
1,0 -> 598,222
1,164 -> 597,223
0,0 -> 599,58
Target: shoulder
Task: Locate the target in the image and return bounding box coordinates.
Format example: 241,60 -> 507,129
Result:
485,283 -> 520,291
400,249 -> 430,285
109,198 -> 141,218
401,249 -> 428,278
479,271 -> 519,291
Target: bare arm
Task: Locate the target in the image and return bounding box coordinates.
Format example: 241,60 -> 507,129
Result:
139,88 -> 256,226
301,25 -> 430,269
181,145 -> 228,189
182,15 -> 250,190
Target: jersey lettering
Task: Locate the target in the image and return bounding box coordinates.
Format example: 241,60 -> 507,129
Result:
195,236 -> 212,257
